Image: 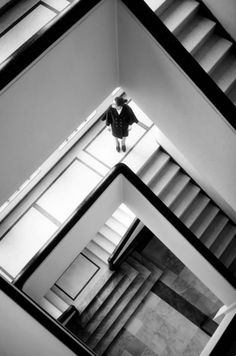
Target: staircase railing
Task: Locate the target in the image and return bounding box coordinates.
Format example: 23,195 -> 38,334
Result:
13,163 -> 236,290
122,0 -> 236,131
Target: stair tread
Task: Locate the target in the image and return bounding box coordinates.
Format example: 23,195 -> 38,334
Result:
95,262 -> 162,355
211,53 -> 236,93
177,15 -> 215,54
180,193 -> 210,227
140,150 -> 170,186
170,182 -> 201,217
93,233 -> 116,255
228,84 -> 236,105
100,225 -> 123,246
106,216 -> 127,237
80,267 -> 126,327
194,34 -> 233,74
132,251 -> 163,277
158,171 -> 190,207
220,235 -> 236,268
85,262 -> 140,342
39,297 -> 62,319
45,289 -> 69,313
200,213 -> 229,248
152,162 -> 180,196
210,223 -> 236,258
154,0 -> 174,15
119,203 -> 136,219
112,208 -> 135,228
190,203 -> 220,238
87,241 -> 110,264
160,0 -> 199,34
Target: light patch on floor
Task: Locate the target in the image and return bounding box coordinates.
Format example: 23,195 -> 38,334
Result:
43,0 -> 70,12
0,207 -> 58,277
85,124 -> 146,168
37,159 -> 102,223
56,253 -> 99,300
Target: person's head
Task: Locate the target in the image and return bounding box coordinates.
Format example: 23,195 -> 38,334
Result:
114,96 -> 127,108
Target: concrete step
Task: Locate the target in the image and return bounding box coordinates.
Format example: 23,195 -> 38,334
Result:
119,203 -> 136,220
160,0 -> 199,35
106,216 -> 127,237
210,223 -> 236,259
112,207 -> 135,228
190,203 -> 219,238
177,15 -> 215,54
211,52 -> 236,94
140,150 -> 170,186
194,34 -> 233,75
220,237 -> 236,268
87,240 -> 110,264
85,261 -> 140,343
45,289 -> 69,313
154,0 -> 175,16
159,171 -> 190,207
39,297 -> 62,319
180,193 -> 210,227
151,162 -> 180,197
200,213 -> 229,248
228,84 -> 236,106
169,182 -> 200,218
99,225 -> 123,246
93,233 -> 116,255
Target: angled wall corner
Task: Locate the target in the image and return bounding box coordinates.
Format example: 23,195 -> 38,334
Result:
117,0 -> 236,222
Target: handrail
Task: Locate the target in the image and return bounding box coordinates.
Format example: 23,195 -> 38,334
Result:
210,314 -> 236,355
0,276 -> 96,355
0,266 -> 13,281
122,0 -> 236,131
108,218 -> 141,269
14,163 -> 236,289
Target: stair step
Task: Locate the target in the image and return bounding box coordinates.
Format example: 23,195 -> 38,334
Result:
151,162 -> 180,197
220,236 -> 236,268
123,127 -> 160,175
211,53 -> 236,94
94,258 -> 161,355
200,213 -> 229,248
39,297 -> 62,319
85,262 -> 139,341
154,0 -> 175,16
228,84 -> 236,106
80,267 -> 126,327
180,193 -> 210,227
45,289 -> 69,313
132,251 -> 163,277
112,208 -> 135,228
100,225 -> 123,246
140,150 -> 169,185
93,233 -> 116,255
158,171 -> 190,207
119,203 -> 136,220
106,216 -> 127,237
160,0 -> 199,34
170,182 -> 200,218
177,15 -> 215,54
190,203 -> 220,238
194,34 -> 233,74
210,223 -> 236,258
87,241 -> 110,264
77,150 -> 109,177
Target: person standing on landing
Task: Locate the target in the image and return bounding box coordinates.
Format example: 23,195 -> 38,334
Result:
101,96 -> 139,152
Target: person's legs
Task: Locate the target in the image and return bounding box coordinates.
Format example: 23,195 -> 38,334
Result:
121,137 -> 126,152
114,137 -> 120,152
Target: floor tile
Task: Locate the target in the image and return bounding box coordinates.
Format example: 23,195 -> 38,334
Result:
37,159 -> 102,223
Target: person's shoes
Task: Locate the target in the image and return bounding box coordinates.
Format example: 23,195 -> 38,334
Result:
116,144 -> 120,152
122,144 -> 126,152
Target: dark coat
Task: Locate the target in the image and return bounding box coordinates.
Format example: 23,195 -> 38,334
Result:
101,104 -> 138,139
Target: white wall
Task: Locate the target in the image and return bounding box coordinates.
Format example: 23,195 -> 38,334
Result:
202,0 -> 236,41
118,2 -> 236,222
23,176 -> 123,301
0,291 -> 78,356
0,0 -> 118,205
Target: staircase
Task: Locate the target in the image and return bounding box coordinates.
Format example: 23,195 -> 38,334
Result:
64,251 -> 163,356
153,0 -> 236,106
